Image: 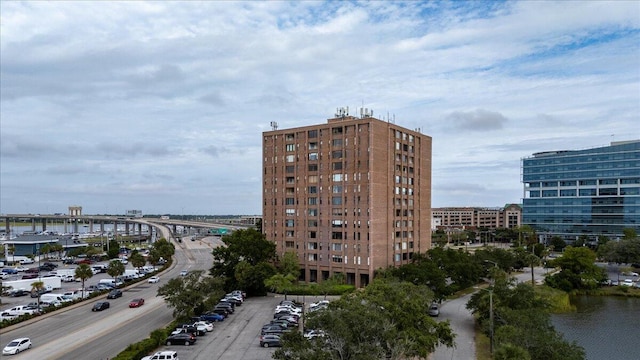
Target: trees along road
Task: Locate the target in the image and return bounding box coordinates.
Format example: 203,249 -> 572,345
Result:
431,267 -> 548,360
0,225 -> 220,360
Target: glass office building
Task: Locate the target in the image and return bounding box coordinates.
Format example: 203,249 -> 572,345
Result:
522,140 -> 640,241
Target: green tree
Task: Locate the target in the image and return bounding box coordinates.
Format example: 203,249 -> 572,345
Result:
157,270 -> 225,320
234,260 -> 277,296
468,275 -> 585,360
264,273 -> 296,299
278,251 -> 300,279
549,236 -> 567,252
210,228 -> 276,294
129,251 -> 146,270
75,264 -> 94,299
107,259 -> 125,284
107,240 -> 120,259
545,246 -> 607,291
385,253 -> 452,301
274,277 -> 454,360
494,343 -> 531,360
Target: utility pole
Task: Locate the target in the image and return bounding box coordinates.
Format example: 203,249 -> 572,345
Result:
484,260 -> 498,354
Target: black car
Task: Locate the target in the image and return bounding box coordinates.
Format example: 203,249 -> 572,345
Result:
165,332 -> 197,346
92,301 -> 110,311
107,289 -> 122,299
216,302 -> 234,312
210,308 -> 230,316
9,289 -> 30,297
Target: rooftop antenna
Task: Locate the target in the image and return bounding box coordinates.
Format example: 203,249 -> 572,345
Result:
270,121 -> 278,131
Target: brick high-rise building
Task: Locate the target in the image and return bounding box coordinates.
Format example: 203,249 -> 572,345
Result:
262,109 -> 432,288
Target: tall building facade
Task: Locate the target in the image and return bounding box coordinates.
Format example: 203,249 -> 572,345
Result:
522,140 -> 640,241
262,110 -> 432,287
432,204 -> 521,230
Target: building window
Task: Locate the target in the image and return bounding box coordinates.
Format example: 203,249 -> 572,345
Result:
308,197 -> 317,205
308,231 -> 317,239
285,220 -> 294,227
285,133 -> 294,141
308,186 -> 317,194
308,164 -> 318,171
309,142 -> 318,150
332,185 -> 342,193
308,220 -> 318,227
285,198 -> 295,205
579,180 -> 597,186
333,174 -> 343,181
332,150 -> 343,159
286,177 -> 295,184
579,189 -> 596,196
286,144 -> 295,152
308,242 -> 318,250
308,175 -> 318,183
308,130 -> 318,138
332,196 -> 342,205
332,138 -> 343,146
285,166 -> 294,173
285,209 -> 295,215
332,255 -> 343,263
308,253 -> 318,261
286,155 -> 295,162
332,162 -> 343,170
332,127 -> 343,135
332,219 -> 343,227
285,240 -> 295,248
599,188 -> 618,196
332,243 -> 342,251
285,231 -> 294,237
309,153 -> 318,161
308,209 -> 318,216
332,232 -> 343,239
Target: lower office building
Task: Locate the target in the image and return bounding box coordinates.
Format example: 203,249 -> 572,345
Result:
262,109 -> 432,287
432,205 -> 522,230
522,140 -> 640,242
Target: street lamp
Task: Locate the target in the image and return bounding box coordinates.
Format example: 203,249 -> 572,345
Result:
484,260 -> 498,354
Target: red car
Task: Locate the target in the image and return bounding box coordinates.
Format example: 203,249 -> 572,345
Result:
129,298 -> 145,308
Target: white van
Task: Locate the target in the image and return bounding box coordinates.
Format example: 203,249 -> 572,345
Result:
99,279 -> 123,287
40,293 -> 68,304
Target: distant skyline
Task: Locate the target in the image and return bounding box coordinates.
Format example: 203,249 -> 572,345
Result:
1,1 -> 639,215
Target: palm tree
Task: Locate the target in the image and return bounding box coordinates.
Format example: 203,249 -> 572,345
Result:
107,260 -> 125,286
75,264 -> 94,299
31,280 -> 45,310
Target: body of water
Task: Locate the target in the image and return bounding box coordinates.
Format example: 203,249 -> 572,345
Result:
551,295 -> 640,360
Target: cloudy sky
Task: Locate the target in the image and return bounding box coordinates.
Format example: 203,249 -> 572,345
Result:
1,1 -> 638,216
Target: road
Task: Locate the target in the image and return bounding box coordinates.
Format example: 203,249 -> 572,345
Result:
431,267 -> 548,360
0,226 -> 222,359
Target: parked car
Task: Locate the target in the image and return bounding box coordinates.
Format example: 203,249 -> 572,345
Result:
210,308 -> 230,317
107,289 -> 123,299
2,268 -> 19,274
259,334 -> 282,348
148,276 -> 160,283
180,270 -> 188,276
261,324 -> 287,335
192,321 -> 214,332
2,338 -> 32,355
215,302 -> 234,313
165,332 -> 196,346
428,303 -> 440,317
622,271 -> 639,277
129,298 -> 145,308
621,279 -> 634,287
141,350 -> 179,360
303,329 -> 326,339
198,312 -> 225,322
92,301 -> 110,312
9,289 -> 30,297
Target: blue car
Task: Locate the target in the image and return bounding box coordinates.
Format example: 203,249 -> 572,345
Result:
2,268 -> 18,274
199,312 -> 225,322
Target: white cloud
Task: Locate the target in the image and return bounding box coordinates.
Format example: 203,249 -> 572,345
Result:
1,1 -> 638,215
